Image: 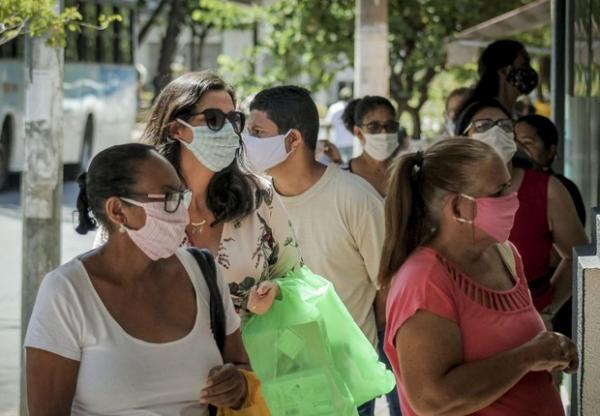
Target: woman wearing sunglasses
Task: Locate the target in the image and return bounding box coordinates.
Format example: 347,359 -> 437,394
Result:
25,144 -> 250,415
140,71 -> 302,313
455,98 -> 588,331
341,95 -> 403,197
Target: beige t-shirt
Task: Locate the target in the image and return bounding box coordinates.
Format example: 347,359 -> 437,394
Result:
277,165 -> 385,345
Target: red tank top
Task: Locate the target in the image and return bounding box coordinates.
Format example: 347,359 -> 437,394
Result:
509,169 -> 554,311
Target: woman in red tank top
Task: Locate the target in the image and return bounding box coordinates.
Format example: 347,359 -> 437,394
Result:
455,98 -> 588,323
380,139 -> 578,416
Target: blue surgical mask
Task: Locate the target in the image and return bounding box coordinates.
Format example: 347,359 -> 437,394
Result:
176,119 -> 240,172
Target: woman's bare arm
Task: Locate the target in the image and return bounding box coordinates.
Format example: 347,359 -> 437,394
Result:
26,347 -> 79,416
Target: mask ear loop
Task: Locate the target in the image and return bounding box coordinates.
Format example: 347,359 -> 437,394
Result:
283,129 -> 298,156
175,118 -> 194,130
453,194 -> 477,242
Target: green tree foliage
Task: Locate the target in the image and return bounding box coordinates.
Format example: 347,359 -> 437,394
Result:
219,0 -> 354,97
221,0 -> 534,137
0,0 -> 121,47
192,0 -> 259,29
137,0 -> 256,94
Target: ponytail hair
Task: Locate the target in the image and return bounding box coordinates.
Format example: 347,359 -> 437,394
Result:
75,143 -> 156,235
75,172 -> 97,234
378,138 -> 498,287
379,151 -> 430,287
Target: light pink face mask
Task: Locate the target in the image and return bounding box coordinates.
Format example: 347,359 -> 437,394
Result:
454,192 -> 520,243
120,198 -> 189,260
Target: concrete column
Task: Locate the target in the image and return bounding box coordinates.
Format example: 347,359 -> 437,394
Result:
353,0 -> 389,156
20,1 -> 64,414
354,0 -> 389,97
572,208 -> 600,415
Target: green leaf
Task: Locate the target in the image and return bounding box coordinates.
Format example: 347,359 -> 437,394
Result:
0,0 -> 121,47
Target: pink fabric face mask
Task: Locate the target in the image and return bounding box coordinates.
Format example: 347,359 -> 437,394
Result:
454,192 -> 520,243
120,198 -> 189,260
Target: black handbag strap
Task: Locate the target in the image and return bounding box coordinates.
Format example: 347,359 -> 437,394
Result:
187,248 -> 226,416
187,247 -> 226,354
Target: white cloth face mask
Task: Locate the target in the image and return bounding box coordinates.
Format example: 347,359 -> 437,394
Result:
472,125 -> 517,164
177,118 -> 240,172
364,133 -> 399,161
242,130 -> 292,173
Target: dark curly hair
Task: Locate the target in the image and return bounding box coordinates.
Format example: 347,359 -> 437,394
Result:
341,96 -> 396,133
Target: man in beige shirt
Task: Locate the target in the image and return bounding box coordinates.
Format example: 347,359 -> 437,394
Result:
243,85 -> 386,351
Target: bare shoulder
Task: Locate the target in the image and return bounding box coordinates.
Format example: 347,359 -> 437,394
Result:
547,174 -> 569,199
332,166 -> 383,203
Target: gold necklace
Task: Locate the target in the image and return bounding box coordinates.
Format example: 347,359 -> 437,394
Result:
190,219 -> 207,234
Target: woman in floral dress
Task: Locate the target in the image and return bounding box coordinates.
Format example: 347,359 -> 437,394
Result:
140,71 -> 303,311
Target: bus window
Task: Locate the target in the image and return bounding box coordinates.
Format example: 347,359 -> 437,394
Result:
65,28 -> 80,62
113,5 -> 123,64
117,7 -> 134,65
0,36 -> 23,60
84,2 -> 98,62
100,4 -> 115,63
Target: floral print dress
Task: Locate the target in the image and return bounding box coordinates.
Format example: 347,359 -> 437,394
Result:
215,184 -> 303,310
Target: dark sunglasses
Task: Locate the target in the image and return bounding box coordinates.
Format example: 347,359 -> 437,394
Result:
464,118 -> 515,135
189,109 -> 245,135
360,120 -> 400,134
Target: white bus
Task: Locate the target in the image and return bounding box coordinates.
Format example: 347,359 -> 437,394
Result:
0,0 -> 138,188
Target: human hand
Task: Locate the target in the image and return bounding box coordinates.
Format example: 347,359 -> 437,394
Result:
524,331 -> 578,374
247,281 -> 279,315
199,363 -> 248,409
322,141 -> 343,164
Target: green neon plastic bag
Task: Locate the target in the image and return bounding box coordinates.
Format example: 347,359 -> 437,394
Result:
242,266 -> 396,415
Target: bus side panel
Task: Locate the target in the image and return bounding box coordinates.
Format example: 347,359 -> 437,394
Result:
94,65 -> 137,155
0,60 -> 25,172
63,64 -> 137,165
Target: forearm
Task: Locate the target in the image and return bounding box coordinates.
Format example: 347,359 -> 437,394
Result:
549,257 -> 572,312
415,346 -> 532,416
374,287 -> 388,331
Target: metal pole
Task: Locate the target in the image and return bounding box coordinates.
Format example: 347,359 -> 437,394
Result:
20,0 -> 64,413
353,0 -> 389,156
551,0 -> 566,174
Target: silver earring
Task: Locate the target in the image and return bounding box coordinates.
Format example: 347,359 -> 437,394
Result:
119,223 -> 126,234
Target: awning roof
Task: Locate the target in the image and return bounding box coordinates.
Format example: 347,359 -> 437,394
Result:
446,0 -> 551,66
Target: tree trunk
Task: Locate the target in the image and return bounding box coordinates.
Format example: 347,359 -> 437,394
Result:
195,28 -> 209,70
190,25 -> 209,71
138,0 -> 169,44
405,106 -> 421,140
152,0 -> 185,95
